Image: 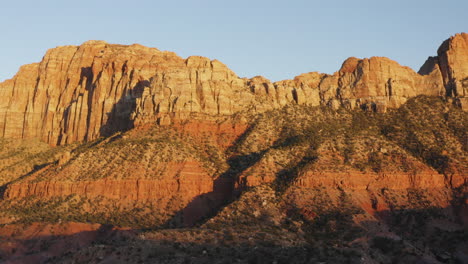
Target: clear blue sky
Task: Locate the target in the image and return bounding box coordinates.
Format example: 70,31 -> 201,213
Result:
0,0 -> 466,82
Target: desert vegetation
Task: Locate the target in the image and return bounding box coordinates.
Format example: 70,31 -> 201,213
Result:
0,96 -> 467,263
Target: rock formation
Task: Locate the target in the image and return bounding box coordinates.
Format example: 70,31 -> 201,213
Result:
0,33 -> 467,146
436,33 -> 468,97
330,56 -> 444,111
3,161 -> 215,201
0,33 -> 467,264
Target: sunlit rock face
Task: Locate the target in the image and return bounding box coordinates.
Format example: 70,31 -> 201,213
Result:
0,33 -> 467,145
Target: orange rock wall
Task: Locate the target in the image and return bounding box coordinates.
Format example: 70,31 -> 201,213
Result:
1,33 -> 466,146
239,168 -> 464,191
3,161 -> 216,203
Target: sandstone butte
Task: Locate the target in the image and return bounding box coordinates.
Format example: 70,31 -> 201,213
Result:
0,33 -> 466,147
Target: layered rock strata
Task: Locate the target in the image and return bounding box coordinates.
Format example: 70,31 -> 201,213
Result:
0,33 -> 466,145
239,170 -> 456,190
3,161 -> 214,201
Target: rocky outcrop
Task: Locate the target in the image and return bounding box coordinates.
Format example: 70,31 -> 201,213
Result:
171,119 -> 249,149
0,41 -> 252,145
436,33 -> 468,97
236,163 -> 459,191
0,41 -> 313,145
3,161 -> 217,202
295,170 -> 448,190
420,33 -> 468,109
0,33 -> 466,145
328,56 -> 445,111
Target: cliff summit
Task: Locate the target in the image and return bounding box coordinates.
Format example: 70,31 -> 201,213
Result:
0,33 -> 467,145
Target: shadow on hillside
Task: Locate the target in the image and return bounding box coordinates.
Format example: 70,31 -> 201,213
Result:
0,185 -> 5,200
164,125 -> 323,228
1,204 -> 467,264
164,151 -> 267,228
0,224 -> 136,263
0,70 -> 151,197
163,149 -> 320,227
273,154 -> 317,194
0,163 -> 51,199
0,224 -> 318,264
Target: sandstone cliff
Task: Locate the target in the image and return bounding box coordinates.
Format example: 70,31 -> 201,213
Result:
436,33 -> 468,97
0,41 -> 321,146
0,88 -> 466,250
0,41 -> 255,145
1,34 -> 467,264
419,33 -> 468,109
1,33 -> 466,145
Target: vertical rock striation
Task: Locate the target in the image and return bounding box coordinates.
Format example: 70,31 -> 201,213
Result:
0,33 -> 467,145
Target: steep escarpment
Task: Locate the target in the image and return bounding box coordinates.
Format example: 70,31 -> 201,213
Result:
436,33 -> 468,97
1,95 -> 466,227
0,33 -> 467,263
0,41 -> 254,145
0,95 -> 466,262
1,33 -> 466,146
0,41 -> 327,146
420,33 -> 468,108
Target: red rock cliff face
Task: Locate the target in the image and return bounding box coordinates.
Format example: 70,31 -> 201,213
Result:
330,56 -> 444,110
0,33 -> 467,145
3,161 -> 214,202
0,41 -> 324,145
420,33 -> 468,109
0,41 -> 256,145
436,33 -> 468,97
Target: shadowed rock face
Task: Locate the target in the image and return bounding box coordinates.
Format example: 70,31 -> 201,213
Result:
0,33 -> 467,145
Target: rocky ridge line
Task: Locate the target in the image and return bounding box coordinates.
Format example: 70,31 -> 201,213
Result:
0,33 -> 466,146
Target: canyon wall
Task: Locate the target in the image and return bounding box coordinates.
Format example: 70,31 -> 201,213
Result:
0,33 -> 466,145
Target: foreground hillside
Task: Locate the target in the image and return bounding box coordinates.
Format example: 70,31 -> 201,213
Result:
0,33 -> 467,263
0,96 -> 467,263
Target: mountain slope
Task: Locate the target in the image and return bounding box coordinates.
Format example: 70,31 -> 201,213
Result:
0,33 -> 467,263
